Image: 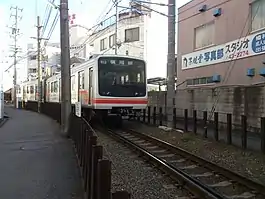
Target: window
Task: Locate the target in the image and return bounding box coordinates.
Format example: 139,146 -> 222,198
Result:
51,82 -> 54,92
30,86 -> 34,94
200,77 -> 207,84
30,55 -> 37,60
251,0 -> 265,31
71,75 -> 76,90
109,34 -> 115,48
206,76 -> 213,84
54,81 -> 58,93
78,71 -> 85,89
186,76 -> 215,86
187,79 -> 193,85
194,21 -> 214,49
100,37 -> 107,51
125,27 -> 140,42
193,78 -> 199,85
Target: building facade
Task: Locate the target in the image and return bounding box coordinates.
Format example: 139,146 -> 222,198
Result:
177,0 -> 265,88
27,43 -> 61,80
88,10 -> 150,59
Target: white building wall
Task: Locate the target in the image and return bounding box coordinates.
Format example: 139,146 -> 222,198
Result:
27,43 -> 61,79
89,14 -> 149,59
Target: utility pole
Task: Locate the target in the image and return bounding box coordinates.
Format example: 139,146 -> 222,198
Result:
31,16 -> 48,113
9,6 -> 23,108
60,0 -> 71,137
37,16 -> 41,113
114,0 -> 118,55
166,0 -> 176,128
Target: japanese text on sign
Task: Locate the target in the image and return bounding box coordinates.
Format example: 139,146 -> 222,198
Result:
181,30 -> 265,69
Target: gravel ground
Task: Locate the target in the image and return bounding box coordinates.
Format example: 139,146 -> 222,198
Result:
95,130 -> 193,199
125,121 -> 265,185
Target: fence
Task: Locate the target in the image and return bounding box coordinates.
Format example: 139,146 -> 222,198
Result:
18,101 -> 131,199
133,106 -> 265,154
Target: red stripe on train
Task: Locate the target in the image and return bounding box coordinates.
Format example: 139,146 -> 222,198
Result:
92,98 -> 148,104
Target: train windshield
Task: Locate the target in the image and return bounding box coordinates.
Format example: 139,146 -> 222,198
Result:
98,57 -> 146,97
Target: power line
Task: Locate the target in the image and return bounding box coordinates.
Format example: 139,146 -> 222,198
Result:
41,0 -> 56,37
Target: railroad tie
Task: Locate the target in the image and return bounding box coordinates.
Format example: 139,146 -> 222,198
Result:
146,146 -> 158,149
208,181 -> 232,188
134,140 -> 146,144
179,165 -> 197,170
168,158 -> 186,163
226,192 -> 256,199
159,153 -> 175,158
191,172 -> 213,177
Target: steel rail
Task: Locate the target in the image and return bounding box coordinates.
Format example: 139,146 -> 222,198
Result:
126,129 -> 265,196
107,129 -> 228,199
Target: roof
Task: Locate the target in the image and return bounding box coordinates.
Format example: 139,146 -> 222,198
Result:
147,77 -> 178,86
70,56 -> 86,65
147,77 -> 167,85
4,88 -> 12,93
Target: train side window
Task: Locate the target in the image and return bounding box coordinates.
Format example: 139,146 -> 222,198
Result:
51,82 -> 54,93
54,81 -> 58,92
78,71 -> 85,89
71,75 -> 75,90
47,82 -> 50,93
27,86 -> 29,93
30,86 -> 34,94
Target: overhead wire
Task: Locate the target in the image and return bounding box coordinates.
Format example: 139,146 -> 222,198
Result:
41,0 -> 56,37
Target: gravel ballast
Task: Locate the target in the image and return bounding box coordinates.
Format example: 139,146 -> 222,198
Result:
125,121 -> 265,185
95,130 -> 192,199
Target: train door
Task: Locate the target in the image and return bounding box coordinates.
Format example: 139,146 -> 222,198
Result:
78,71 -> 84,103
35,84 -> 38,101
47,82 -> 50,102
88,68 -> 93,104
77,72 -> 81,101
59,78 -> 61,102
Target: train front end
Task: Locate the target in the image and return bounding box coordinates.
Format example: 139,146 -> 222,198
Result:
93,55 -> 147,123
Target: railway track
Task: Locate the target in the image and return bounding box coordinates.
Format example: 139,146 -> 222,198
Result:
106,128 -> 265,199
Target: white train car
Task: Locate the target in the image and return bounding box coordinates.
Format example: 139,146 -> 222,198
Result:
46,74 -> 61,103
19,79 -> 38,102
19,54 -> 148,123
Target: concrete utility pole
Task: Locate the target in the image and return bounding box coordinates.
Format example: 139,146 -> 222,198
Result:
37,16 -> 41,113
166,0 -> 176,128
9,6 -> 23,108
114,0 -> 119,55
60,0 -> 71,137
31,16 -> 49,113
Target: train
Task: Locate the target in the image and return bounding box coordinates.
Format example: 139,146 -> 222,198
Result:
17,54 -> 148,126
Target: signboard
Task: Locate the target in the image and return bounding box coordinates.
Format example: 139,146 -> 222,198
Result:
181,30 -> 265,70
75,102 -> 81,117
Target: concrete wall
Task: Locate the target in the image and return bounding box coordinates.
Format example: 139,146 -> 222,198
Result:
148,84 -> 265,132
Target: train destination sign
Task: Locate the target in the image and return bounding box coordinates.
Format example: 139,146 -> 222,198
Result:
99,58 -> 134,66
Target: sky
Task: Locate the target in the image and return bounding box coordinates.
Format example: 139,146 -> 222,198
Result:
0,0 -> 191,91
